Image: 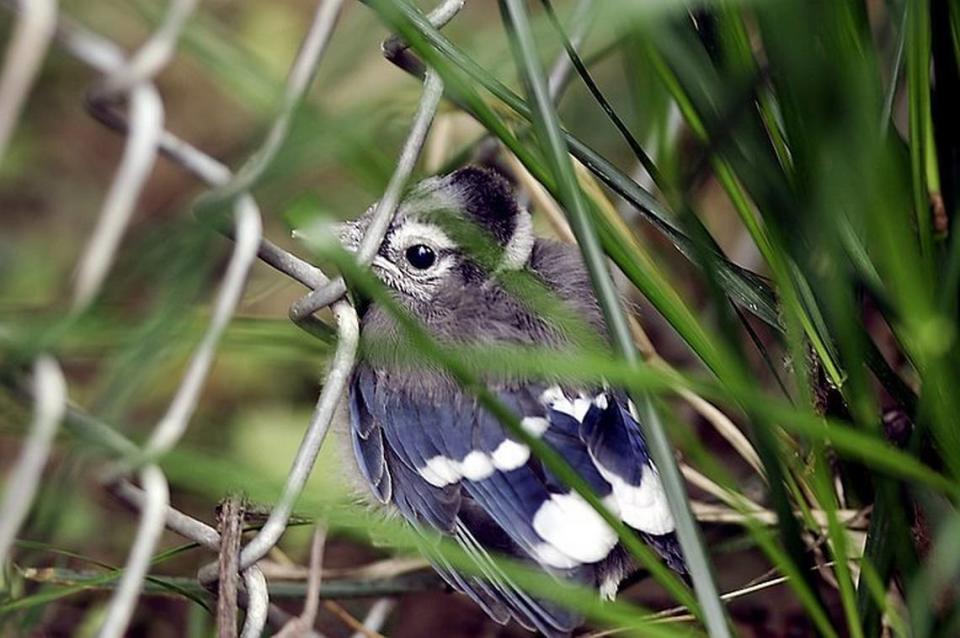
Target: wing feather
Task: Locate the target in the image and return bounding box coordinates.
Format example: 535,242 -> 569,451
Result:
348,370 -> 687,635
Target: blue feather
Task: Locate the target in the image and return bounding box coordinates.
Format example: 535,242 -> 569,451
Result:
579,395 -> 650,486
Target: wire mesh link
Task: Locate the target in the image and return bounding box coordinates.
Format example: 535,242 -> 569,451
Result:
98,465 -> 170,638
97,0 -> 198,95
0,357 -> 67,564
0,0 -> 56,156
197,298 -> 359,584
142,201 -> 262,458
289,68 -> 444,317
70,0 -> 196,311
289,0 -> 463,317
0,0 -> 465,634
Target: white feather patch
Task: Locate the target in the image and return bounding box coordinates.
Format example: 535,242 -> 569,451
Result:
542,385 -> 594,422
539,385 -> 566,406
521,416 -> 550,437
532,491 -> 618,564
595,462 -> 676,535
420,455 -> 462,487
532,542 -> 580,569
390,219 -> 458,251
491,439 -> 530,471
599,573 -> 622,601
459,450 -> 495,481
417,440 -> 531,487
499,208 -> 535,270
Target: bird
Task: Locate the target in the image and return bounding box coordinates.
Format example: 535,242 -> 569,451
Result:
339,166 -> 686,636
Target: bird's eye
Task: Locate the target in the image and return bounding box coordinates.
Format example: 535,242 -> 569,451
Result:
404,244 -> 436,270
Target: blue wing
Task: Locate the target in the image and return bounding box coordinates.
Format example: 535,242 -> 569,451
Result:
349,366 -> 685,635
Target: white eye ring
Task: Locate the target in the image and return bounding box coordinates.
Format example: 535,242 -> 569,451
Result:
390,221 -> 457,253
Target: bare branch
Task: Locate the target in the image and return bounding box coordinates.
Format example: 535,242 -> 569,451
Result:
351,598 -> 396,638
217,497 -> 245,638
273,525 -> 327,637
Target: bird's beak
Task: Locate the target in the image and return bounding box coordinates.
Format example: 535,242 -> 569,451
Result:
336,218 -> 366,253
331,221 -> 356,252
291,218 -> 362,254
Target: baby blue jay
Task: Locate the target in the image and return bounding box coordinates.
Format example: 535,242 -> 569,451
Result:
341,167 -> 685,636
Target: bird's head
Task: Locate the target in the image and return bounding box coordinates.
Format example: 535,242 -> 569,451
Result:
338,166 -> 534,306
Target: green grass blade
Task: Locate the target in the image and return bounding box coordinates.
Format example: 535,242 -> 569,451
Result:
497,2 -> 730,635
365,0 -> 781,331
906,0 -> 937,266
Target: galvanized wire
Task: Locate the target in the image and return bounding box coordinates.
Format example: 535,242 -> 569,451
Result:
0,357 -> 66,564
0,0 -> 56,156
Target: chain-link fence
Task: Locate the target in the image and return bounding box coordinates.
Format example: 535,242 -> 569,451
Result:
0,1 -> 467,635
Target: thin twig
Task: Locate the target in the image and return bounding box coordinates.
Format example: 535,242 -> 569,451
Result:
587,561 -> 843,636
324,600 -> 386,638
257,556 -> 429,582
217,497 -> 245,638
669,379 -> 765,476
351,598 -> 396,638
273,524 -> 327,637
302,525 -> 327,628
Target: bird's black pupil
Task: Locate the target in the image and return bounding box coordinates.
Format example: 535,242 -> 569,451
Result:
405,244 -> 436,269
